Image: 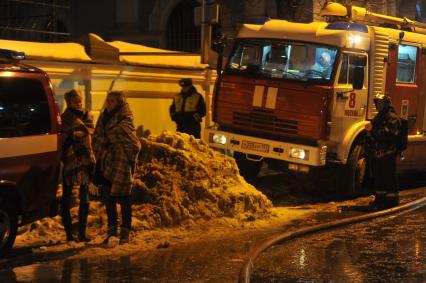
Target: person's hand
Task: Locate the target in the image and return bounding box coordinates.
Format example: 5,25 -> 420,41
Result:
365,123 -> 373,131
73,130 -> 85,138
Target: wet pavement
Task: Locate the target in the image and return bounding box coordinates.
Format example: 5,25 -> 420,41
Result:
0,169 -> 425,282
252,205 -> 426,283
0,228 -> 277,282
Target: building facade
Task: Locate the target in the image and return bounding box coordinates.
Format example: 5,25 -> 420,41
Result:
0,0 -> 423,52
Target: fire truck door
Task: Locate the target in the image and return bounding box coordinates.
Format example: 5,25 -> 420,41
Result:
386,43 -> 422,134
330,52 -> 368,142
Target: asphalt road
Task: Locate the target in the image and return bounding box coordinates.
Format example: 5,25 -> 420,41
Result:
0,169 -> 425,282
251,205 -> 426,283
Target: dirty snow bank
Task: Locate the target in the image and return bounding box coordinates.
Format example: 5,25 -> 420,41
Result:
132,131 -> 272,228
17,131 -> 272,245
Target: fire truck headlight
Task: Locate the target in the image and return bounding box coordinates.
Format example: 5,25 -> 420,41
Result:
347,34 -> 363,47
289,148 -> 309,160
212,134 -> 227,145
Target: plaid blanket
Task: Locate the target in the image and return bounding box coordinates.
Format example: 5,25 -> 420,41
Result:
61,108 -> 95,186
93,102 -> 141,196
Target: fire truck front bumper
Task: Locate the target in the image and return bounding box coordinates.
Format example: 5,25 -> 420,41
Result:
205,129 -> 327,167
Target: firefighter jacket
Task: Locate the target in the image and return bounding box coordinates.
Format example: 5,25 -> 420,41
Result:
169,86 -> 206,137
368,106 -> 401,159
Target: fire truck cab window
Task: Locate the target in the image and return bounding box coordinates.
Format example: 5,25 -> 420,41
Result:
230,45 -> 262,71
0,78 -> 51,138
338,54 -> 366,85
396,45 -> 417,83
227,40 -> 337,84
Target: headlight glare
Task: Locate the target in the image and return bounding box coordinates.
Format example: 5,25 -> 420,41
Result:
289,148 -> 309,160
212,134 -> 227,145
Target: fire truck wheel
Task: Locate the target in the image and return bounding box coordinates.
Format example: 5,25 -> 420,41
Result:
341,143 -> 367,196
234,152 -> 263,180
0,199 -> 18,258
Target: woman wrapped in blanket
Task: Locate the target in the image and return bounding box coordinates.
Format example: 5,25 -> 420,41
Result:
61,89 -> 95,242
93,91 -> 141,245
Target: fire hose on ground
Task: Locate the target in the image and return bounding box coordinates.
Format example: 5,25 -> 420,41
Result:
238,195 -> 426,283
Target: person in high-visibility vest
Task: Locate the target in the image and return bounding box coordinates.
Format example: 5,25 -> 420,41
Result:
169,78 -> 206,138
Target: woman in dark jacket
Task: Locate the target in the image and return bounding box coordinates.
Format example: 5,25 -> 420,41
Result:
93,91 -> 141,245
61,89 -> 95,242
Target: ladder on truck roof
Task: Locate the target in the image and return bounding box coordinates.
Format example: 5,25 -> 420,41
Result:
320,2 -> 426,35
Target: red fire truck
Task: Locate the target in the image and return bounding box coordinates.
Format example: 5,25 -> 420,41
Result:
205,3 -> 426,194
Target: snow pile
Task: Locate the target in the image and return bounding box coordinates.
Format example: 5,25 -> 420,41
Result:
17,131 -> 272,244
132,131 -> 273,228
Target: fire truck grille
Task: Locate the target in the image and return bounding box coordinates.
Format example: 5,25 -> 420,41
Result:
232,112 -> 298,135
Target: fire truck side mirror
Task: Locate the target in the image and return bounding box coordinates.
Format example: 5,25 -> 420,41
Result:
353,66 -> 365,90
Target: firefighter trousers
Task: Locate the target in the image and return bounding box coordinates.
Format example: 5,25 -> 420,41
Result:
372,153 -> 399,207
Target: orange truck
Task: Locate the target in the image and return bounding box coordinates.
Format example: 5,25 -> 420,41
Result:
205,3 -> 426,194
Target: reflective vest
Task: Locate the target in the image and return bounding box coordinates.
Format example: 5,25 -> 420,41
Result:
174,92 -> 201,113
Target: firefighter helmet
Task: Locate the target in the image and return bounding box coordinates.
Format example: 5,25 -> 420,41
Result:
373,93 -> 392,110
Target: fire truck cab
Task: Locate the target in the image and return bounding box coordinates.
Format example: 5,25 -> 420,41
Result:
206,3 -> 426,194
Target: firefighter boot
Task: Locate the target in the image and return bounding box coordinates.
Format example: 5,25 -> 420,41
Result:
385,193 -> 399,208
369,191 -> 387,210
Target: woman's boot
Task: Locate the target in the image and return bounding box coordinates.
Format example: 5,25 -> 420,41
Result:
78,185 -> 90,242
119,228 -> 130,245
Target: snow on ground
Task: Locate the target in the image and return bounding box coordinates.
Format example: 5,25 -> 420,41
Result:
132,131 -> 272,228
13,131 -> 380,259
15,131 -> 278,256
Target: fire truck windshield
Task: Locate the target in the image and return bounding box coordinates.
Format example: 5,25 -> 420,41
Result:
227,40 -> 338,84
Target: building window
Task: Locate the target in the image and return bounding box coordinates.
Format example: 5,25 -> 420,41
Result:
166,0 -> 201,52
416,0 -> 426,21
0,0 -> 70,42
396,45 -> 417,83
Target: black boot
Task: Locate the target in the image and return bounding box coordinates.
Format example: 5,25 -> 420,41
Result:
119,228 -> 130,245
369,192 -> 387,210
78,222 -> 90,242
385,193 -> 399,208
78,191 -> 90,242
64,225 -> 75,242
61,183 -> 75,241
61,201 -> 74,241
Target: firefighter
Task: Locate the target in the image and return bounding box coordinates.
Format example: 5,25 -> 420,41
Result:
365,94 -> 402,209
169,78 -> 206,138
312,50 -> 333,77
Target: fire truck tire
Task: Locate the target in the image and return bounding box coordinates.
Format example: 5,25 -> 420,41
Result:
0,199 -> 18,258
340,143 -> 367,196
234,152 -> 263,180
